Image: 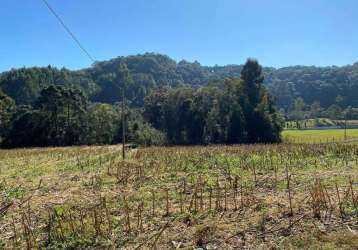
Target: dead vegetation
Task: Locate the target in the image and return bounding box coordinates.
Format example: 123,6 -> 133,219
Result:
0,143 -> 357,249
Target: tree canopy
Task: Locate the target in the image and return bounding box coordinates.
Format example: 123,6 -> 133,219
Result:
1,57 -> 282,147
144,59 -> 282,144
1,53 -> 357,112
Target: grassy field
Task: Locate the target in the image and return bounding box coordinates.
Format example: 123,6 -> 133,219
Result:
0,143 -> 357,249
283,128 -> 358,143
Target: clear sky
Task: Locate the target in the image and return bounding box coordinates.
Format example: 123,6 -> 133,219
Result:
1,0 -> 357,72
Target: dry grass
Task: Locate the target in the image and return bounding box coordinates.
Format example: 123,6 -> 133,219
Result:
0,143 -> 357,249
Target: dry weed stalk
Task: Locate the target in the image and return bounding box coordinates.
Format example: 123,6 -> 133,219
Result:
285,164 -> 293,216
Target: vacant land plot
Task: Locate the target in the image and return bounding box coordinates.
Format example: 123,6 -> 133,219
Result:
283,129 -> 358,144
0,144 -> 357,249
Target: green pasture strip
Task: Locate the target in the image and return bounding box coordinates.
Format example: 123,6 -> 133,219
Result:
283,128 -> 358,144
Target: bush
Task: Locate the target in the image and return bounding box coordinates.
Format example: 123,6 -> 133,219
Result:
133,123 -> 166,146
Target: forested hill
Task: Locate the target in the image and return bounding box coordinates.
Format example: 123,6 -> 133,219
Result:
1,53 -> 358,110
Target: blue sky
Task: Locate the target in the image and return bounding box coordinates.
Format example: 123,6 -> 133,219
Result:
1,0 -> 357,71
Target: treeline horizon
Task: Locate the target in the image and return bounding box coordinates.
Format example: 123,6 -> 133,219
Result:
1,53 -> 358,113
0,59 -> 282,148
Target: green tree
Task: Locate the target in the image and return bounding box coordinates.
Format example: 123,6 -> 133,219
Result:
0,91 -> 16,143
204,99 -> 224,144
86,103 -> 118,144
132,123 -> 166,146
310,101 -> 322,118
241,59 -> 264,107
240,59 -> 282,143
35,85 -> 87,146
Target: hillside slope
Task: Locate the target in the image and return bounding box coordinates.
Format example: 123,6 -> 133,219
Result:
1,53 -> 358,109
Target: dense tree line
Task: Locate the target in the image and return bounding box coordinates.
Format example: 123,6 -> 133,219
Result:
144,59 -> 282,144
2,52 -> 357,147
0,90 -> 15,142
0,66 -> 97,105
1,85 -> 165,148
0,59 -> 282,147
1,53 -> 358,114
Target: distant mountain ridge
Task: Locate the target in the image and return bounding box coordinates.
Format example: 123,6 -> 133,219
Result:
1,53 -> 358,109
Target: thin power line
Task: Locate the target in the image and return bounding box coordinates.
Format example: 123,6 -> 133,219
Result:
41,0 -> 96,63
